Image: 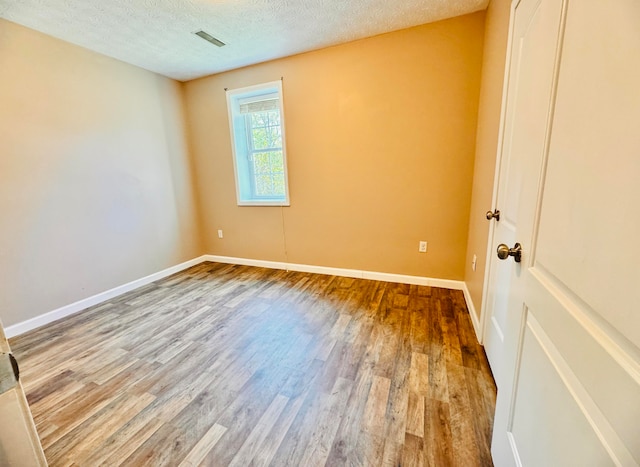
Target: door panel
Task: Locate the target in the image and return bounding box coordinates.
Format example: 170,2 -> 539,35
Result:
483,0 -> 564,390
534,0 -> 640,348
510,313 -> 614,467
490,0 -> 640,465
528,0 -> 640,462
527,271 -> 640,462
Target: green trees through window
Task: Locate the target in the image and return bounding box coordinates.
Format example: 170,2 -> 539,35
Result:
247,110 -> 285,197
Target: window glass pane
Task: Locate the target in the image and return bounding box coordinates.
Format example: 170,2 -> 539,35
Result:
254,174 -> 274,196
250,111 -> 281,150
270,127 -> 282,148
252,152 -> 285,197
270,152 -> 284,173
252,127 -> 269,150
252,153 -> 270,174
268,111 -> 280,126
273,176 -> 285,195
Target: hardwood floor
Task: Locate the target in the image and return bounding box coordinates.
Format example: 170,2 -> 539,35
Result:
9,262 -> 496,466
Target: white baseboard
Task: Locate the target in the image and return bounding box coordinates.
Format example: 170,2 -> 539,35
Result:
205,255 -> 466,290
4,256 -> 208,338
462,282 -> 483,343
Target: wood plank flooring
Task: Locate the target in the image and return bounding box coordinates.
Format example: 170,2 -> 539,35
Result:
9,262 -> 496,466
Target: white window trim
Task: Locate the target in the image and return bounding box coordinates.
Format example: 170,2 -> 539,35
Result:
226,80 -> 290,206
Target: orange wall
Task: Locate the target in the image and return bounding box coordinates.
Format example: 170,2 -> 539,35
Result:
0,20 -> 202,327
185,12 -> 485,279
464,0 -> 512,319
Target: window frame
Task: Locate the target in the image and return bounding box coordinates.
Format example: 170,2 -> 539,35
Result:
226,81 -> 290,206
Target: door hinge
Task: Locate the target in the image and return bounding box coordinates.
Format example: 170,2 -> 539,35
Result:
0,352 -> 20,395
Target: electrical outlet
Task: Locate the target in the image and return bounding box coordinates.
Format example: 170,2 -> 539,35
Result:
472,254 -> 477,271
419,241 -> 427,253
217,229 -> 223,239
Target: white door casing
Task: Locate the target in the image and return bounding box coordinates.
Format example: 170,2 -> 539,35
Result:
0,320 -> 47,466
488,0 -> 640,465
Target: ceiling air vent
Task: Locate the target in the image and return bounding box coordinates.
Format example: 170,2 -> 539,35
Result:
194,30 -> 226,47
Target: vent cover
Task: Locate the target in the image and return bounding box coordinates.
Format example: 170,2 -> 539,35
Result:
194,30 -> 226,47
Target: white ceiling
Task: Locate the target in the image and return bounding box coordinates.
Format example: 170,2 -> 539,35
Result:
0,0 -> 489,82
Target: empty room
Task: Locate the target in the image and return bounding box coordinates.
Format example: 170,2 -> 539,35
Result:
0,0 -> 638,465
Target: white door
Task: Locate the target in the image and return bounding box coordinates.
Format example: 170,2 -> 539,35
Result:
482,0 -> 565,389
0,320 -> 47,466
489,0 -> 640,465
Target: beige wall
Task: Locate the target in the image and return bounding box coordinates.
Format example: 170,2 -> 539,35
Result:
463,0 -> 512,319
185,12 -> 485,280
0,20 -> 202,327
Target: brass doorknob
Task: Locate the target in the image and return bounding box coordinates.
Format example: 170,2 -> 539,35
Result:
496,243 -> 522,262
486,209 -> 500,221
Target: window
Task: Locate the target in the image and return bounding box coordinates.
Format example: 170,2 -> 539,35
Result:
226,81 -> 290,206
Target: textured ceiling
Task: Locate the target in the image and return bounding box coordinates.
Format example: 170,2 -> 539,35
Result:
0,0 -> 489,82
